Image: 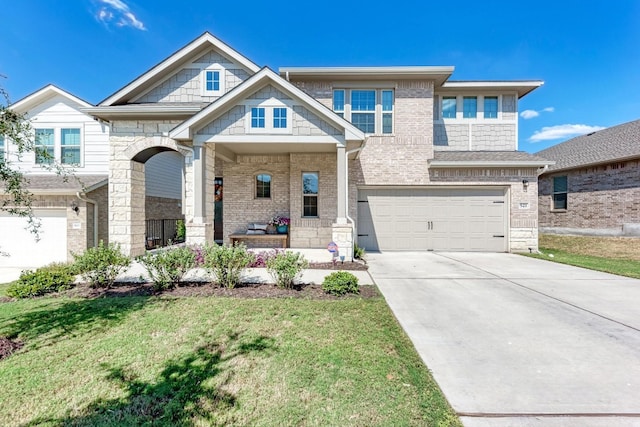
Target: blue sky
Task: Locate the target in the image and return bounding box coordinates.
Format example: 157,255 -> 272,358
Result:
1,0 -> 638,153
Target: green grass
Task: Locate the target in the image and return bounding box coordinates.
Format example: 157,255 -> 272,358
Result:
523,234 -> 640,278
0,292 -> 460,426
0,282 -> 10,297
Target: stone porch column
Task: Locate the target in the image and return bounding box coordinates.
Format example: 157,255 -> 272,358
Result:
186,142 -> 214,245
109,159 -> 146,257
333,145 -> 353,259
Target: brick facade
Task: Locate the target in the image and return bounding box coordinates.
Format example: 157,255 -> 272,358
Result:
539,160 -> 640,236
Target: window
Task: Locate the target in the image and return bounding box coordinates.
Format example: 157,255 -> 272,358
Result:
35,128 -> 55,164
205,70 -> 220,91
251,107 -> 265,128
351,90 -> 376,133
302,172 -> 318,217
273,108 -> 287,128
442,96 -> 457,118
202,69 -> 224,95
484,96 -> 498,119
333,90 -> 345,118
382,90 -> 393,134
553,176 -> 568,210
256,173 -> 271,198
61,128 -> 81,164
463,96 -> 477,118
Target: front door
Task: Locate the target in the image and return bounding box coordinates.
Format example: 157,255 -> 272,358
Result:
214,177 -> 223,242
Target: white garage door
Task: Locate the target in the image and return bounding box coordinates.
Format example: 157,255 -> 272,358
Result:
0,210 -> 68,268
357,188 -> 507,252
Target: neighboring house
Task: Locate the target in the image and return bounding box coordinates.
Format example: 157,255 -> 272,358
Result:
537,119 -> 640,236
0,85 -> 182,268
6,32 -> 550,262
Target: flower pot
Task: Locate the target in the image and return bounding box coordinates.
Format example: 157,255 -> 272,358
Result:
276,225 -> 288,234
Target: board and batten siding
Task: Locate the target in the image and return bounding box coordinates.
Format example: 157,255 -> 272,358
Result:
12,94 -> 109,174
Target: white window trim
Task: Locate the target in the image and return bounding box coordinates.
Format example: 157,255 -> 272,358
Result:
32,124 -> 84,167
244,98 -> 293,135
201,65 -> 225,96
333,88 -> 395,135
437,94 -> 509,122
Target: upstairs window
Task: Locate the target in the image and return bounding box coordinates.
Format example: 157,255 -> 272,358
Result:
351,90 -> 376,133
382,90 -> 394,134
442,96 -> 457,118
333,90 -> 345,118
256,173 -> 271,198
463,96 -> 477,118
202,68 -> 224,95
553,176 -> 568,210
251,107 -> 265,128
35,128 -> 55,164
302,172 -> 319,217
273,108 -> 287,128
61,128 -> 81,164
484,96 -> 498,119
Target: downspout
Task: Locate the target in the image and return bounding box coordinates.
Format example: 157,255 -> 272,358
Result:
76,192 -> 99,248
537,164 -> 549,176
345,142 -> 366,261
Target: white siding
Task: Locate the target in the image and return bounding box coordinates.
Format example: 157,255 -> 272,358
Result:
8,94 -> 109,175
145,151 -> 183,199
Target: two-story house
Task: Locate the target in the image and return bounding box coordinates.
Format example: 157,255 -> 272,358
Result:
0,85 -> 183,268
80,32 -> 550,259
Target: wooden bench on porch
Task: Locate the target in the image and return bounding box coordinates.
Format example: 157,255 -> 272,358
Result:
229,233 -> 289,248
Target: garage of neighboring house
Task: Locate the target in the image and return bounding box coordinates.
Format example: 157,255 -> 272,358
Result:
0,209 -> 68,268
357,187 -> 508,252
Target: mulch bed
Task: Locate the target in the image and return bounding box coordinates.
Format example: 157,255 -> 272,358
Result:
308,261 -> 368,271
67,282 -> 378,300
0,337 -> 23,360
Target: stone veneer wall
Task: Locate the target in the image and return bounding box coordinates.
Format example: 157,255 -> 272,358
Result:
538,161 -> 640,235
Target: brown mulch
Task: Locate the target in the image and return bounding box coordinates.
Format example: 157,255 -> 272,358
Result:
308,261 -> 368,271
0,337 -> 23,360
65,281 -> 379,300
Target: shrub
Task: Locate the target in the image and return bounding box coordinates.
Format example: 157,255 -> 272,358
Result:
248,249 -> 281,268
138,246 -> 196,291
175,220 -> 186,241
73,241 -> 131,288
7,263 -> 76,298
354,243 -> 366,261
322,271 -> 359,296
203,243 -> 255,289
266,251 -> 308,289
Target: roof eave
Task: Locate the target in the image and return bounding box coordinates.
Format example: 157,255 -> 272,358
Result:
279,66 -> 455,85
429,160 -> 554,168
439,81 -> 544,98
540,154 -> 640,174
11,84 -> 93,112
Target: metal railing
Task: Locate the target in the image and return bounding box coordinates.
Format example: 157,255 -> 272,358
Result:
145,218 -> 183,249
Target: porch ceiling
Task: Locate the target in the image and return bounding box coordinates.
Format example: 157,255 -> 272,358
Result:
215,141 -> 338,156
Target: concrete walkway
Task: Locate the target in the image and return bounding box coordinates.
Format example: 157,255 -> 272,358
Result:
367,252 -> 640,427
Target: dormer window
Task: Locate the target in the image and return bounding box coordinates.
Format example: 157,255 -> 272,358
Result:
202,68 -> 224,95
245,99 -> 292,134
251,107 -> 265,128
273,108 -> 287,128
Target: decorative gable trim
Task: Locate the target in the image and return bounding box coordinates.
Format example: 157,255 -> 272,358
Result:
99,32 -> 260,106
11,84 -> 92,113
170,67 -> 365,143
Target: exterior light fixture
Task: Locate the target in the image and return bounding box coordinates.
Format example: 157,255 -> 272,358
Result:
71,200 -> 80,214
522,179 -> 529,191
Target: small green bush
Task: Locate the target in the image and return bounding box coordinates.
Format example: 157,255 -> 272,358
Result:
138,246 -> 196,291
175,219 -> 186,241
354,243 -> 366,261
7,263 -> 76,298
322,271 -> 359,296
266,251 -> 308,289
73,241 -> 131,288
203,243 -> 255,289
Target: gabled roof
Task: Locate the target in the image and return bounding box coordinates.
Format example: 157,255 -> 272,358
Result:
170,67 -> 365,142
100,32 -> 261,106
429,151 -> 552,168
11,84 -> 92,113
536,119 -> 640,173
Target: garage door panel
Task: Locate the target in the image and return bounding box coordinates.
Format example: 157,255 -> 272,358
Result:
358,188 -> 507,252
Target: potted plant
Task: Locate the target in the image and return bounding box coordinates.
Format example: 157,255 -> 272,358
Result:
270,215 -> 290,234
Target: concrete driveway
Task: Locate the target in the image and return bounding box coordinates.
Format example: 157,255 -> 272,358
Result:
368,252 -> 640,427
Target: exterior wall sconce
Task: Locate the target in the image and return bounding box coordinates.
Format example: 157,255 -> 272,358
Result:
522,179 -> 529,192
71,200 -> 80,214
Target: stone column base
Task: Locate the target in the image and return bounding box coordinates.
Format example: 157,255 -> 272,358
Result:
186,222 -> 214,246
332,222 -> 354,261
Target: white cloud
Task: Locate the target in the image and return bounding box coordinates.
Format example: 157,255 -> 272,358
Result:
520,106 -> 555,119
520,110 -> 539,119
95,0 -> 146,31
529,124 -> 605,142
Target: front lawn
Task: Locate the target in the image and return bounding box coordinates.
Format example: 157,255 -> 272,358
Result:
525,234 -> 640,278
0,293 -> 460,426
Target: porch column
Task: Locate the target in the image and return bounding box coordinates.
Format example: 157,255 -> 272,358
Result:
186,142 -> 214,245
332,145 -> 353,260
